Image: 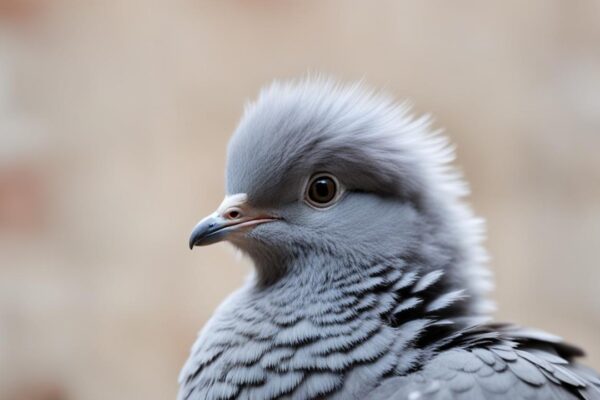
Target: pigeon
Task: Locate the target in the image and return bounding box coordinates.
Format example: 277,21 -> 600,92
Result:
180,78 -> 600,400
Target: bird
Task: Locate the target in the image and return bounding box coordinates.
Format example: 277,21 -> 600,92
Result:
179,78 -> 600,400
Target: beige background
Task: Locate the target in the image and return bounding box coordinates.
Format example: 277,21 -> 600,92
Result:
1,1 -> 599,399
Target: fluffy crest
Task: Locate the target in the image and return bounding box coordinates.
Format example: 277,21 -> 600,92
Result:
228,77 -> 466,204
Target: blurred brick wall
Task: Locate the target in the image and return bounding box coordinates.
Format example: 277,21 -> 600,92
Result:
1,1 -> 599,399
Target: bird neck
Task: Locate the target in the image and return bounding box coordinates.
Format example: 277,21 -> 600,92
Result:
247,250 -> 483,342
241,200 -> 491,315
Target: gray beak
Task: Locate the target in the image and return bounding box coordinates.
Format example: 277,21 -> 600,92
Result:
189,213 -> 234,248
189,194 -> 278,249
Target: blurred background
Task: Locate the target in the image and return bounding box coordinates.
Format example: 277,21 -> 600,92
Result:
1,1 -> 599,399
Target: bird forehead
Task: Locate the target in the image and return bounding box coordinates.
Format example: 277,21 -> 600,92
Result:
225,139 -> 307,206
225,91 -> 341,202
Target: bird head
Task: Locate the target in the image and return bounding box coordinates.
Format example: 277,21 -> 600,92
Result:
190,78 -> 489,299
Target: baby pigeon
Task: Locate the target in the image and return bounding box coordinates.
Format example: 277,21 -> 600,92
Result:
180,79 -> 600,400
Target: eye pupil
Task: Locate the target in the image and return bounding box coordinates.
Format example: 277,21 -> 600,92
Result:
228,210 -> 240,219
307,175 -> 338,206
314,180 -> 331,198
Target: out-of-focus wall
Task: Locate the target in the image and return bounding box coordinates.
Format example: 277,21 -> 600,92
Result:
1,1 -> 599,399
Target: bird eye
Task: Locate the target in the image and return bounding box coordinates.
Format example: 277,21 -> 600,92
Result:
305,174 -> 340,208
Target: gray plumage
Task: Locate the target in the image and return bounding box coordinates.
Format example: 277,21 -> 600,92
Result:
180,78 -> 600,400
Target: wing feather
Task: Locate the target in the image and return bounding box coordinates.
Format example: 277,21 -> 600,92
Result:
368,344 -> 600,400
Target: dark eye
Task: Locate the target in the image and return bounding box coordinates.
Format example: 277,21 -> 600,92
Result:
305,174 -> 339,207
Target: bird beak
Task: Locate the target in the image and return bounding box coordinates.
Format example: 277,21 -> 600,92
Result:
189,193 -> 278,249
